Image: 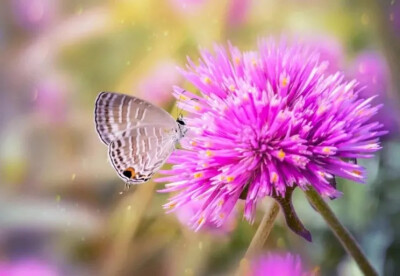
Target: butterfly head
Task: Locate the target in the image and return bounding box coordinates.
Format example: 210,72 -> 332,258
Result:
176,114 -> 188,138
177,114 -> 185,125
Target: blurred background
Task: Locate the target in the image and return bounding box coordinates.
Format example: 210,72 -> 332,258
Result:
0,0 -> 399,275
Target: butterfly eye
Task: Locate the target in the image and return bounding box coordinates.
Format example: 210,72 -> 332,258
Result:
122,167 -> 136,179
177,118 -> 185,125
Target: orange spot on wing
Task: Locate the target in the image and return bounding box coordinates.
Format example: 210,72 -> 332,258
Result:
123,167 -> 136,179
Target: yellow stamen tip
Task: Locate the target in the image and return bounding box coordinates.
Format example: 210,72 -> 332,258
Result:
228,84 -> 236,91
317,106 -> 326,115
197,216 -> 204,225
277,149 -> 285,160
194,105 -> 202,111
271,172 -> 278,183
234,57 -> 240,65
322,147 -> 331,154
281,77 -> 289,88
205,150 -> 213,157
190,140 -> 197,146
203,77 -> 212,84
218,199 -> 224,206
194,172 -> 203,179
226,176 -> 235,182
179,95 -> 188,101
352,170 -> 362,176
219,213 -> 225,219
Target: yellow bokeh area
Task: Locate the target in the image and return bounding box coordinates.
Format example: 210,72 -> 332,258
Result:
0,0 -> 400,275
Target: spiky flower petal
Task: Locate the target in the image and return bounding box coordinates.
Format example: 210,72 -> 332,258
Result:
158,38 -> 386,229
248,253 -> 314,276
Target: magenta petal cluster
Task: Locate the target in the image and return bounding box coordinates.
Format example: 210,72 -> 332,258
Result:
0,259 -> 59,276
249,253 -> 312,276
158,38 -> 386,229
175,198 -> 237,234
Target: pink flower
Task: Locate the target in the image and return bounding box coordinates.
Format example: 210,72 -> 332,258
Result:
389,1 -> 400,35
349,51 -> 399,136
33,76 -> 67,123
136,61 -> 181,107
158,38 -> 386,230
350,51 -> 389,99
167,0 -> 208,15
0,259 -> 59,276
307,35 -> 344,74
226,0 -> 252,28
12,0 -> 58,31
248,253 -> 314,276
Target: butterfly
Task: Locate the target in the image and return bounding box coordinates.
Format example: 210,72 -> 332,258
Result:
94,91 -> 187,184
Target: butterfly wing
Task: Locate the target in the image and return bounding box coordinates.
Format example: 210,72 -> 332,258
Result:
108,125 -> 178,184
95,91 -> 176,145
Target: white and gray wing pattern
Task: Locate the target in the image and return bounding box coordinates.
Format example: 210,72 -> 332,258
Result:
108,125 -> 177,183
94,91 -> 181,184
95,91 -> 176,145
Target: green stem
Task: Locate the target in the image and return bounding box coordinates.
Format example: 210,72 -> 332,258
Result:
305,187 -> 378,276
237,201 -> 280,276
244,201 -> 280,258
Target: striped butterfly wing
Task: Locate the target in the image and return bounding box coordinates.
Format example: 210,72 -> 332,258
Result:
95,91 -> 176,145
108,125 -> 178,184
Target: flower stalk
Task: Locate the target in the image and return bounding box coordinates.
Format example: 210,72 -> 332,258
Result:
244,201 -> 280,259
237,201 -> 279,276
305,187 -> 378,276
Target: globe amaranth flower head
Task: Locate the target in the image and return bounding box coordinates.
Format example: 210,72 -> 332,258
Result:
246,253 -> 315,276
157,38 -> 386,230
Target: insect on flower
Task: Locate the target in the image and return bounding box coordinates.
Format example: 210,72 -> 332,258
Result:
94,91 -> 187,185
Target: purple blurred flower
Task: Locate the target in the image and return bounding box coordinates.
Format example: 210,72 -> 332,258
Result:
33,77 -> 67,123
175,199 -> 236,234
0,259 -> 59,276
158,39 -> 386,230
389,1 -> 400,35
12,0 -> 58,31
168,0 -> 208,14
248,253 -> 313,276
136,61 -> 181,107
307,35 -> 344,74
350,51 -> 389,99
226,0 -> 252,28
349,51 -> 399,136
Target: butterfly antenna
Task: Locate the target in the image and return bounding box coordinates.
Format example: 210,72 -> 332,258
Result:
176,89 -> 187,118
176,90 -> 201,119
